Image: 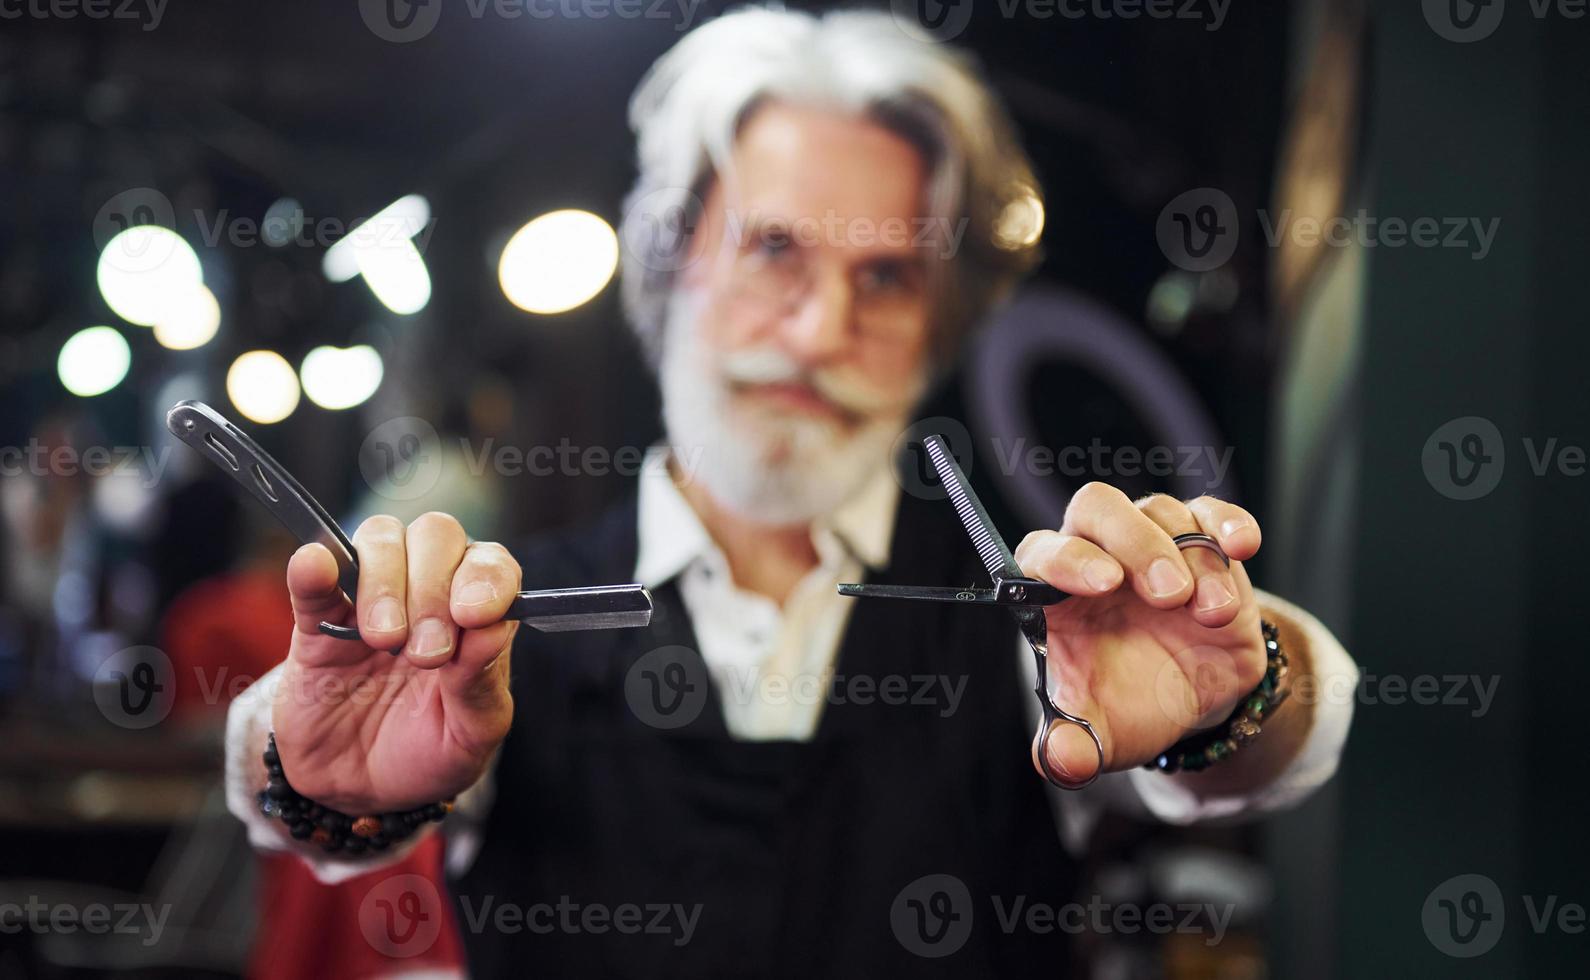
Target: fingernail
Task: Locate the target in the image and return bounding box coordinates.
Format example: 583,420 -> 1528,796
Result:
1147,558 -> 1190,598
411,618 -> 454,662
455,580 -> 498,607
369,597 -> 405,632
1082,559 -> 1122,592
1196,576 -> 1235,612
1220,518 -> 1248,539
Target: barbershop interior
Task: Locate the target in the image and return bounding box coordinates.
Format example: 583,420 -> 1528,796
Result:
0,1 -> 1586,978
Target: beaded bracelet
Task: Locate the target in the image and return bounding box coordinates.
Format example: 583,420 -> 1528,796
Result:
259,733 -> 452,854
1145,619 -> 1290,774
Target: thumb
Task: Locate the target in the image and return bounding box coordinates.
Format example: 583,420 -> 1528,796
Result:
1037,711 -> 1108,788
286,543 -> 368,669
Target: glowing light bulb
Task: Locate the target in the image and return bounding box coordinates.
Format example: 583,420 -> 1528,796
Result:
300,345 -> 384,410
96,226 -> 203,326
58,326 -> 131,397
226,350 -> 301,423
498,209 -> 619,315
151,285 -> 221,350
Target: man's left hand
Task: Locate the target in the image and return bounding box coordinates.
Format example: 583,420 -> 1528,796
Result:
1014,484 -> 1272,786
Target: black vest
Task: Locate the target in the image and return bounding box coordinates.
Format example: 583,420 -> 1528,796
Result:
452,486 -> 1080,978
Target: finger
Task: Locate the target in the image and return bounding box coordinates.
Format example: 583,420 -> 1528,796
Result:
285,543 -> 365,668
1136,493 -> 1241,627
1062,483 -> 1193,609
1014,530 -> 1125,597
447,542 -> 521,631
352,515 -> 409,651
402,512 -> 470,668
1035,653 -> 1112,783
1040,720 -> 1108,788
442,619 -> 517,717
1186,495 -> 1262,561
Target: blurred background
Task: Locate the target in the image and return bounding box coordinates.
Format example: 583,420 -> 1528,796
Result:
1,0 -> 1586,977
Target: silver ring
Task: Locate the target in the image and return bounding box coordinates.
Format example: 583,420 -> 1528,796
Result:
1173,532 -> 1230,567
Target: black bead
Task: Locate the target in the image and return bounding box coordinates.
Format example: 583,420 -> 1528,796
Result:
265,779 -> 291,801
344,837 -> 368,855
289,821 -> 314,840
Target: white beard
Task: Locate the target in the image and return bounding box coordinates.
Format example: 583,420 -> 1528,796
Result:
658,290 -> 922,525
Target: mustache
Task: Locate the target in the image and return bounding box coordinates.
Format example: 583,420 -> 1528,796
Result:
718,348 -> 900,416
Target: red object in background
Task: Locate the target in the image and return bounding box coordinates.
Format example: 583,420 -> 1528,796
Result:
253,835 -> 467,980
162,569 -> 295,718
163,568 -> 468,979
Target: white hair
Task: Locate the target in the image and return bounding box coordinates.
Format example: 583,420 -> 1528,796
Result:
618,5 -> 1044,372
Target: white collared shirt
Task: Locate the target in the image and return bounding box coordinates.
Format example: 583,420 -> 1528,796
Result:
635,450 -> 899,741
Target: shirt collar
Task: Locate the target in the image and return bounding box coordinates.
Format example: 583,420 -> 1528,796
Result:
633,447 -> 899,588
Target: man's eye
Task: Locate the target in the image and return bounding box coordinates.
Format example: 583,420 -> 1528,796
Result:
857,262 -> 919,294
754,227 -> 794,258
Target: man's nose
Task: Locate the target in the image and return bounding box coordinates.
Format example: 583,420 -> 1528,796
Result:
777,272 -> 851,366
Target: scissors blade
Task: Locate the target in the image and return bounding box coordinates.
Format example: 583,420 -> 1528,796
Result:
922,434 -> 1023,583
836,583 -> 1001,604
166,400 -> 653,634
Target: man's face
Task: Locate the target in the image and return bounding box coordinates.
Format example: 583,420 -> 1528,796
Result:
660,102 -> 937,523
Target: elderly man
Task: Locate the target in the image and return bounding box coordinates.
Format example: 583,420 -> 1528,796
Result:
226,8 -> 1357,976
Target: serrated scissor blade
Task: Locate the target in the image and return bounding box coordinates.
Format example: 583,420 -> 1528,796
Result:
922,434 -> 1022,582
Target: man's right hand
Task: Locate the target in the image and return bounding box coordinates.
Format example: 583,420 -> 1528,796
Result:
271,512 -> 519,814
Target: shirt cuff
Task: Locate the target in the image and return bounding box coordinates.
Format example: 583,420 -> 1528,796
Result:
1125,590 -> 1359,825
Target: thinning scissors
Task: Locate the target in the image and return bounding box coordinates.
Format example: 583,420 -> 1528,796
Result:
838,434 -> 1227,790
166,400 -> 653,643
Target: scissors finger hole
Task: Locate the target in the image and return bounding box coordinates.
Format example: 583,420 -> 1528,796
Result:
1033,717 -> 1103,790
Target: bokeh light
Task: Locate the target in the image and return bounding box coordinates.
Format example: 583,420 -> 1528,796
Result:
352,237 -> 432,315
498,209 -> 619,314
57,326 -> 132,397
323,194 -> 431,284
226,350 -> 301,423
300,344 -> 384,410
992,186 -> 1045,250
151,284 -> 221,350
96,226 -> 203,326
